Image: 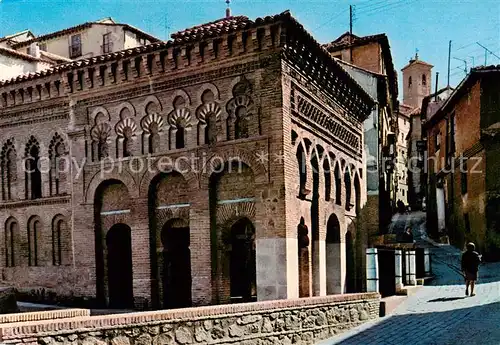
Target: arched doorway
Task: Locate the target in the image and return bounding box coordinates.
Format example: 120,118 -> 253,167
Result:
345,230 -> 356,293
161,219 -> 192,309
326,214 -> 342,295
94,179 -> 133,308
229,218 -> 256,303
297,217 -> 310,298
106,223 -> 133,308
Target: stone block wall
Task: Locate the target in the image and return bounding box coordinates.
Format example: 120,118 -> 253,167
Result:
0,293 -> 379,345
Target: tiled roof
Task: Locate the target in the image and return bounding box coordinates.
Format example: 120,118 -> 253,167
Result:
171,16 -> 252,43
0,46 -> 54,63
398,103 -> 415,116
12,21 -> 161,48
401,58 -> 433,71
40,51 -> 73,63
323,32 -> 387,51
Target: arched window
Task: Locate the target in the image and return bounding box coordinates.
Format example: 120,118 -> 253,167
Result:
205,112 -> 218,145
422,74 -> 427,86
324,159 -> 331,201
5,219 -> 17,267
175,122 -> 186,149
148,122 -> 160,154
296,144 -> 307,198
334,164 -> 342,205
28,218 -> 41,266
49,133 -> 66,196
122,127 -> 133,157
25,137 -> 42,200
52,218 -> 65,266
1,140 -> 16,201
345,169 -> 352,211
408,76 -> 412,88
235,106 -> 249,139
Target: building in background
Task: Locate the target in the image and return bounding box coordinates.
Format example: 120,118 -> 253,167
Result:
411,86 -> 454,210
9,18 -> 160,60
0,45 -> 70,81
0,30 -> 35,48
423,65 -> 500,259
325,32 -> 398,235
397,54 -> 433,206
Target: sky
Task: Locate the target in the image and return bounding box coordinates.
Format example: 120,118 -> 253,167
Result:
0,0 -> 499,97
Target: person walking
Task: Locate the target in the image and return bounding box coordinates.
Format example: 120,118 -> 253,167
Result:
461,242 -> 482,297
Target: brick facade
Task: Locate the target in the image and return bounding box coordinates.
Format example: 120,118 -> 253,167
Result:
424,66 -> 500,259
0,12 -> 374,309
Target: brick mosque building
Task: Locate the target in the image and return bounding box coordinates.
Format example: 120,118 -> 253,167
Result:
0,11 -> 374,309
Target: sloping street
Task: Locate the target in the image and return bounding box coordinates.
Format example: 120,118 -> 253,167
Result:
319,212 -> 500,345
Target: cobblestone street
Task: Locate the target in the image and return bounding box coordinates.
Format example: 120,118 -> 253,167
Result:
319,212 -> 500,345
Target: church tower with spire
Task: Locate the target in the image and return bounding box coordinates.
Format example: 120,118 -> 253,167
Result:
401,52 -> 433,108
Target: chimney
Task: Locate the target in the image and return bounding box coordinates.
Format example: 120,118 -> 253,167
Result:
225,0 -> 231,18
29,42 -> 40,58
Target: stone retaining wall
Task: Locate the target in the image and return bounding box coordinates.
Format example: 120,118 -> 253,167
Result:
0,293 -> 379,345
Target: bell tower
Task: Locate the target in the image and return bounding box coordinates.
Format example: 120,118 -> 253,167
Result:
401,52 -> 433,108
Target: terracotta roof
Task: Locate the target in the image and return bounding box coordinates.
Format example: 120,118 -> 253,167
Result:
12,21 -> 161,49
40,51 -> 73,63
0,30 -> 34,43
398,103 -> 414,116
323,32 -> 386,51
401,57 -> 433,71
0,46 -> 54,63
171,16 -> 252,43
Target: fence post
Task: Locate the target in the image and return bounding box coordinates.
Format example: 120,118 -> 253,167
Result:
406,249 -> 417,285
424,248 -> 431,276
366,248 -> 379,293
395,249 -> 403,292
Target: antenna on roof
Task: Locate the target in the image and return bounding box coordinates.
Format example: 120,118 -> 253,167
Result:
226,0 -> 232,18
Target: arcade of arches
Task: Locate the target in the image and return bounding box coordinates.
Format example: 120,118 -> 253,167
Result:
89,143 -> 364,309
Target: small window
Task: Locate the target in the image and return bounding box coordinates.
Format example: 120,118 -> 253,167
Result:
39,43 -> 47,52
102,33 -> 112,53
70,34 -> 82,58
408,76 -> 412,88
435,132 -> 441,151
461,160 -> 468,195
26,47 -> 31,55
402,189 -> 405,196
422,74 -> 427,86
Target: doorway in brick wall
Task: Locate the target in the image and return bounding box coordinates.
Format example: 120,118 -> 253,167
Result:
106,223 -> 134,309
161,219 -> 192,309
326,214 -> 342,295
229,217 -> 256,303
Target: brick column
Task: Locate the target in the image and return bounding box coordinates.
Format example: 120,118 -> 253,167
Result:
189,187 -> 212,306
130,197 -> 151,309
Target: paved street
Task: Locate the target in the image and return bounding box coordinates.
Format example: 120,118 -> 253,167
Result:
319,212 -> 500,345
